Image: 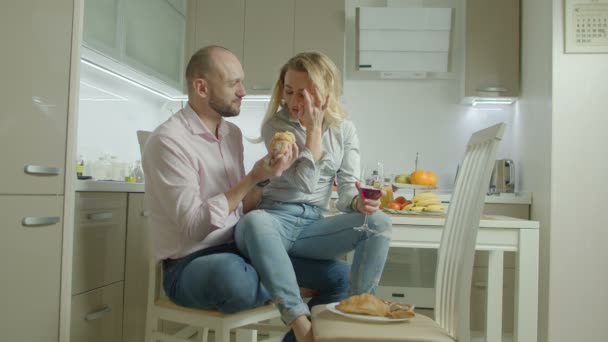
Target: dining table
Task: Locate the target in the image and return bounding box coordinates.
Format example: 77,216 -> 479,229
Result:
385,213 -> 540,342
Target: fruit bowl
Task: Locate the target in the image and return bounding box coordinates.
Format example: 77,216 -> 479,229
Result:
392,183 -> 437,190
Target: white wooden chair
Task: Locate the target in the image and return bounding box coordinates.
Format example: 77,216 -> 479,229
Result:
137,130 -> 284,342
311,122 -> 507,342
144,259 -> 283,342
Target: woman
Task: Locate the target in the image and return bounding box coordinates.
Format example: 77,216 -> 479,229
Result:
235,51 -> 391,342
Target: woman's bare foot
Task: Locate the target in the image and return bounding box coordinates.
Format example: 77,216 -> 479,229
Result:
291,315 -> 314,342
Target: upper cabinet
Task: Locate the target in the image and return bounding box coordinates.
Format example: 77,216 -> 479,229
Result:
82,0 -> 187,93
464,0 -> 520,98
82,0 -> 121,60
294,0 -> 345,78
0,0 -> 73,195
191,0 -> 345,95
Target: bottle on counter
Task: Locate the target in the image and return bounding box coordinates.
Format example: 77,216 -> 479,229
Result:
76,155 -> 84,177
379,177 -> 394,209
131,160 -> 144,183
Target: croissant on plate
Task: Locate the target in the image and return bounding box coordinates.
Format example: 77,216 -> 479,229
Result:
335,293 -> 416,319
269,131 -> 296,156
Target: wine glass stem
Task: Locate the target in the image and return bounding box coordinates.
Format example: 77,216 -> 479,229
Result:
363,214 -> 369,227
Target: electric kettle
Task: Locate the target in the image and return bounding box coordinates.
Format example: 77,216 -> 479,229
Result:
489,159 -> 514,193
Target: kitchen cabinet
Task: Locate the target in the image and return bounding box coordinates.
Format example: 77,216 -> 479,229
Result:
83,0 -> 121,60
72,192 -> 127,295
123,193 -> 151,342
123,0 -> 187,88
71,192 -> 127,342
191,0 -> 345,94
464,0 -> 520,98
0,1 -> 76,341
70,282 -> 125,342
294,0 -> 345,75
243,0 -> 295,94
0,196 -> 63,342
82,0 -> 187,92
0,0 -> 73,195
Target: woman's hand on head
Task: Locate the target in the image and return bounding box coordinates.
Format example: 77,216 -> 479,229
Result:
298,88 -> 327,131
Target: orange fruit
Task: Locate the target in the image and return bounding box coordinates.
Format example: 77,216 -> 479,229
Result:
400,200 -> 411,210
387,202 -> 402,210
410,170 -> 438,187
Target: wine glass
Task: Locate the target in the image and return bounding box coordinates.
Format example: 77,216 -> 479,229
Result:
354,163 -> 383,232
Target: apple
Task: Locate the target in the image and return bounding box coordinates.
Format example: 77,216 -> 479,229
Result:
394,173 -> 410,184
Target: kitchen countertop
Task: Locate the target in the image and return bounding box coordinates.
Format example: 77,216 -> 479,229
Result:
75,180 -> 145,192
76,180 -> 532,204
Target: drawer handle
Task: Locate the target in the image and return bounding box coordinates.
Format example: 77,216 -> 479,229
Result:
476,87 -> 507,93
24,165 -> 63,176
87,212 -> 113,221
141,210 -> 149,217
22,216 -> 60,227
391,293 -> 405,298
85,306 -> 112,321
251,85 -> 271,91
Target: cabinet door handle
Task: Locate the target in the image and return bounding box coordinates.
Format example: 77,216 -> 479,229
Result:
87,212 -> 113,221
476,87 -> 507,93
251,85 -> 271,91
85,306 -> 112,321
24,165 -> 63,176
21,216 -> 61,227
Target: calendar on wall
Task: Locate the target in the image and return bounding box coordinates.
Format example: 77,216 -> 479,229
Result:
565,0 -> 608,53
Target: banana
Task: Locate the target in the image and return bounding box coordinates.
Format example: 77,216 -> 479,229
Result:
425,204 -> 445,213
403,203 -> 414,210
414,198 -> 442,207
412,191 -> 436,202
409,206 -> 425,212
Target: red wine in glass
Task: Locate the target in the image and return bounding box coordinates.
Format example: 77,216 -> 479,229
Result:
359,185 -> 382,200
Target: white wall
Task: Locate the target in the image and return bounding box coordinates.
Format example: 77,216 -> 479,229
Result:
77,61 -> 178,165
517,0 -> 553,341
78,60 -> 270,173
548,1 -> 608,341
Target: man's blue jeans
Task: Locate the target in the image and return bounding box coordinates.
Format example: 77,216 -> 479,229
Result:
162,242 -> 350,316
234,200 -> 392,324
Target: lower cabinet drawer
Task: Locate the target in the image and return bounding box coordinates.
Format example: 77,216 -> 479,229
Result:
70,281 -> 124,342
73,192 -> 127,295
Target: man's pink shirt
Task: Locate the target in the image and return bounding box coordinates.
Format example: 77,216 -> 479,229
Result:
143,104 -> 246,261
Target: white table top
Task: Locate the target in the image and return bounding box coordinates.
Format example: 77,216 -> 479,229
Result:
390,214 -> 539,229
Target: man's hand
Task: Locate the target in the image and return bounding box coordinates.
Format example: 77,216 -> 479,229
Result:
269,142 -> 298,175
251,143 -> 299,182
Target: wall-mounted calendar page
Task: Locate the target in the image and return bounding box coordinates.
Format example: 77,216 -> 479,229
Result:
565,0 -> 608,53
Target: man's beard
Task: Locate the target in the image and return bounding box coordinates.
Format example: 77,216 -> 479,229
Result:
209,95 -> 240,118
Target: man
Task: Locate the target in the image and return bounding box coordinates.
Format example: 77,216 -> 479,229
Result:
143,45 -> 349,341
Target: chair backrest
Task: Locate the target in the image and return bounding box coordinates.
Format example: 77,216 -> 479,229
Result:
137,130 -> 152,160
434,122 -> 506,341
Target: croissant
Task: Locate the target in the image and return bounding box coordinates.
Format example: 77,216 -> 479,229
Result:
269,131 -> 296,156
335,294 -> 390,317
335,294 -> 416,318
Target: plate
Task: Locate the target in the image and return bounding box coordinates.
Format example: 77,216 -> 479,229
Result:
392,183 -> 437,190
383,208 -> 445,216
325,303 -> 411,323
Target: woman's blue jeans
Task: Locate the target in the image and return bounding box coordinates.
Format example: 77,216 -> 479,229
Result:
234,200 -> 392,324
162,242 -> 350,316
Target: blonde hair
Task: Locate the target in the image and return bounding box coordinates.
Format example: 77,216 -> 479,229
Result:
261,51 -> 347,132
